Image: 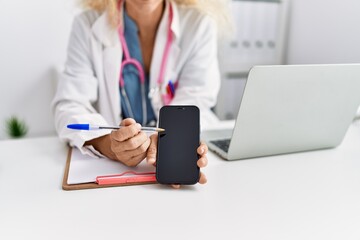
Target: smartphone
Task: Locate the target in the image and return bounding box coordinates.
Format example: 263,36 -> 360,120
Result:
156,105 -> 200,185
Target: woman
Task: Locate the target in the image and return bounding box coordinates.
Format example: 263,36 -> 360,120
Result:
53,0 -> 227,187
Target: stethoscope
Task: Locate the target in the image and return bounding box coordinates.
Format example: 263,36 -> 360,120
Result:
118,1 -> 174,126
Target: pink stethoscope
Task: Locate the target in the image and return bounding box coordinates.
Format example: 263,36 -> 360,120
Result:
118,1 -> 174,125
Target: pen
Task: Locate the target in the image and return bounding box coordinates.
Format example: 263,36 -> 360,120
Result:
67,124 -> 165,132
168,81 -> 175,95
167,80 -> 175,98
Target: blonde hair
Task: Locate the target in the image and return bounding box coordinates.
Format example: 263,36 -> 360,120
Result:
80,0 -> 232,36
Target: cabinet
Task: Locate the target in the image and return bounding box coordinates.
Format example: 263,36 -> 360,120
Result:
215,0 -> 290,120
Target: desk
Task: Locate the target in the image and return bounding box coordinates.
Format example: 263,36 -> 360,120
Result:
1,121 -> 360,240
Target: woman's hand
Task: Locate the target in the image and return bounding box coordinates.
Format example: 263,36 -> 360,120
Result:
147,134 -> 208,189
85,118 -> 150,167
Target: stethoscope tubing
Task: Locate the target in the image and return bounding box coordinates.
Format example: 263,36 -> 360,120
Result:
117,0 -> 173,125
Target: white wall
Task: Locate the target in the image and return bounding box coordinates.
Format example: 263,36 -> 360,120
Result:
0,0 -> 79,139
286,0 -> 360,64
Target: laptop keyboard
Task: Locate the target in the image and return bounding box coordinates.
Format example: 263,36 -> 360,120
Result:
210,139 -> 231,153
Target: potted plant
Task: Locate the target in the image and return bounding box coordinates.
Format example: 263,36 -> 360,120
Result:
5,116 -> 28,139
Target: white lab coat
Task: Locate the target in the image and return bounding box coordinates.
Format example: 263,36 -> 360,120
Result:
52,0 -> 221,155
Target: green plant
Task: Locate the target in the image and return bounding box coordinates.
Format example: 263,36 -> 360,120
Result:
5,116 -> 28,138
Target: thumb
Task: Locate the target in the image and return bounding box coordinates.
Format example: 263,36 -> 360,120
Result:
147,134 -> 158,165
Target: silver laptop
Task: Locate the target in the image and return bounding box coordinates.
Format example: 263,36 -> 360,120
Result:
203,64 -> 360,160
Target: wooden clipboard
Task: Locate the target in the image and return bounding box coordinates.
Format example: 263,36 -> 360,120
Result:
62,148 -> 157,191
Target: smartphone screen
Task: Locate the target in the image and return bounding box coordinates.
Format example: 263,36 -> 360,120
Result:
156,106 -> 200,185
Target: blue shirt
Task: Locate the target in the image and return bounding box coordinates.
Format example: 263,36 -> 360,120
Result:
120,10 -> 156,126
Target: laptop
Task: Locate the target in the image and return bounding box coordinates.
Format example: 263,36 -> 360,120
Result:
203,64 -> 360,160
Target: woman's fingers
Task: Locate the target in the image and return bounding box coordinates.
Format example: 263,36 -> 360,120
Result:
168,143 -> 208,188
110,127 -> 147,155
126,137 -> 151,158
197,142 -> 208,182
111,123 -> 141,142
122,151 -> 147,167
120,131 -> 149,151
146,137 -> 208,189
146,134 -> 158,165
170,171 -> 207,188
198,172 -> 207,184
107,118 -> 152,165
111,118 -> 141,142
197,156 -> 208,168
120,118 -> 136,126
197,141 -> 208,156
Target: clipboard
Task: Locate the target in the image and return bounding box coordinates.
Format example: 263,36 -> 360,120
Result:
62,148 -> 157,191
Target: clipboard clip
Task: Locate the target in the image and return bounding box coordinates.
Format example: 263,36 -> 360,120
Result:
96,171 -> 156,185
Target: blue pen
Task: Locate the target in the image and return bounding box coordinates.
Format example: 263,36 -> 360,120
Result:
67,124 -> 165,132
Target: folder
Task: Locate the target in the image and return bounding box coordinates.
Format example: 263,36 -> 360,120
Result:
239,1 -> 253,60
263,1 -> 281,63
62,147 -> 157,191
225,0 -> 282,65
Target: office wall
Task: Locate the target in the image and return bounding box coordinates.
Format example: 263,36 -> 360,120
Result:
0,0 -> 79,139
286,0 -> 360,64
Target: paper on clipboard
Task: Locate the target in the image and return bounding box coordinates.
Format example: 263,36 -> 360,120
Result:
67,148 -> 156,185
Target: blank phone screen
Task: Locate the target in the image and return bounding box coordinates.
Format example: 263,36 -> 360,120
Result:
156,106 -> 200,184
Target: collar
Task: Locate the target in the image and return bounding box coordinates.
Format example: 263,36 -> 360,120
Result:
91,0 -> 180,47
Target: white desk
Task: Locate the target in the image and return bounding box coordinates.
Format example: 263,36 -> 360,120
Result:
1,121 -> 360,240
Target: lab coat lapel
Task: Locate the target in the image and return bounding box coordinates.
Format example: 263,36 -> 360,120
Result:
167,1 -> 181,84
92,11 -> 120,47
92,11 -> 123,124
149,10 -> 167,91
103,46 -> 122,123
150,1 -> 181,114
